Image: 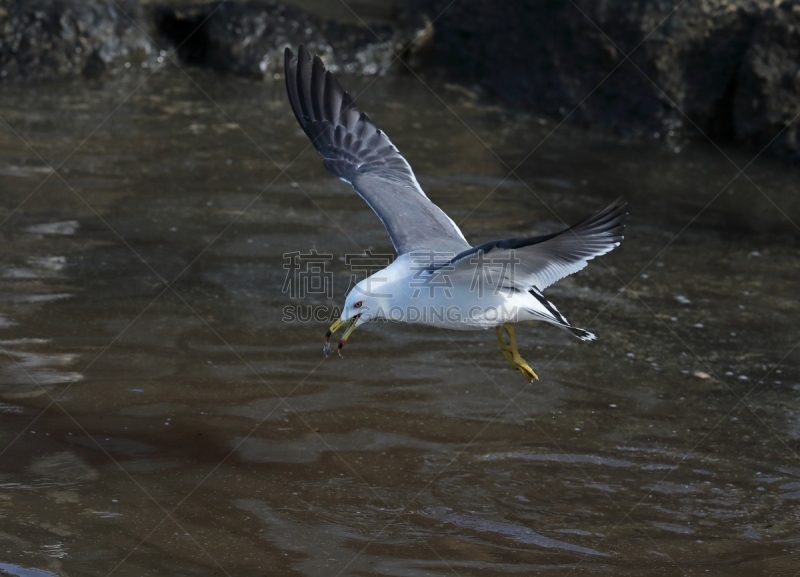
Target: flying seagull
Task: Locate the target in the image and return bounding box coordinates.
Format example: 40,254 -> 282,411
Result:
284,46 -> 627,382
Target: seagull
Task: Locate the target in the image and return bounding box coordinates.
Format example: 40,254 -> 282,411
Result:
284,46 -> 627,382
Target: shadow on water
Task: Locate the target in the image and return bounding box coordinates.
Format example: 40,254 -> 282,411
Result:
0,65 -> 799,576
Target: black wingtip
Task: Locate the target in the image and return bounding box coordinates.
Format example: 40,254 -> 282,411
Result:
283,47 -> 294,81
590,198 -> 628,227
604,197 -> 627,215
612,197 -> 628,217
282,44 -> 412,186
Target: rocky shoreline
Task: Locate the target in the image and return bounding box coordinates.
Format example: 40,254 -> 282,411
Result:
406,0 -> 800,163
0,0 -> 422,80
1,0 -> 798,163
0,0 -> 154,79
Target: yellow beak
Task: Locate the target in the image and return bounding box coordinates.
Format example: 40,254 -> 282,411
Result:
326,318 -> 346,340
340,318 -> 359,343
323,315 -> 361,357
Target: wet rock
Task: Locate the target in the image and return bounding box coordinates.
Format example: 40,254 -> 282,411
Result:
404,0 -> 756,137
0,0 -> 155,81
404,0 -> 800,162
734,2 -> 800,162
150,0 -> 415,77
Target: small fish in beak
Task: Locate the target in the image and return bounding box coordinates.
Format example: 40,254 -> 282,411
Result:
323,314 -> 361,357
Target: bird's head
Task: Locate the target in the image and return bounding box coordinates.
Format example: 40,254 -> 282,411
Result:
324,277 -> 388,356
340,294 -> 366,323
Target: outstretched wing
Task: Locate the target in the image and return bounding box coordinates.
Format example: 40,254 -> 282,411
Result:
284,46 -> 470,257
431,200 -> 628,291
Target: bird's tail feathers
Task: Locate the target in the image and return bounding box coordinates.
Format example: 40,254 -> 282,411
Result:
565,326 -> 596,341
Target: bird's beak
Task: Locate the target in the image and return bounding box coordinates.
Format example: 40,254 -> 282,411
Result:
323,314 -> 361,357
325,318 -> 346,343
339,315 -> 360,344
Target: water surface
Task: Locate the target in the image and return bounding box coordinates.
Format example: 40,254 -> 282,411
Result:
0,62 -> 799,576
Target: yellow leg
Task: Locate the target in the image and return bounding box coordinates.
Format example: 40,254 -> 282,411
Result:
496,324 -> 539,382
495,326 -> 515,364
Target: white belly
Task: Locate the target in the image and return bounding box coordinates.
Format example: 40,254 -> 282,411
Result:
380,285 -> 535,330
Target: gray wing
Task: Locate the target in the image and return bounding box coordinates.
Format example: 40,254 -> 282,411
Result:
433,200 -> 627,291
284,46 -> 470,257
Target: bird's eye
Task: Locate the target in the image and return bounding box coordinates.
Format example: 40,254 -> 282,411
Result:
354,301 -> 363,308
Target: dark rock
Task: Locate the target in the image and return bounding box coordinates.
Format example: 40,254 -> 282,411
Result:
404,0 -> 800,162
404,0 -> 756,137
0,0 -> 155,81
150,0 -> 417,77
151,1 -> 329,77
735,2 -> 800,162
6,0 -> 798,162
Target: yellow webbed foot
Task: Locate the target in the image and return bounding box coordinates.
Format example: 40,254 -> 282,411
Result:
513,358 -> 539,382
496,324 -> 539,382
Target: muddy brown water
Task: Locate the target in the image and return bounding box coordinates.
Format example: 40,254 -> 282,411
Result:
0,63 -> 799,577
